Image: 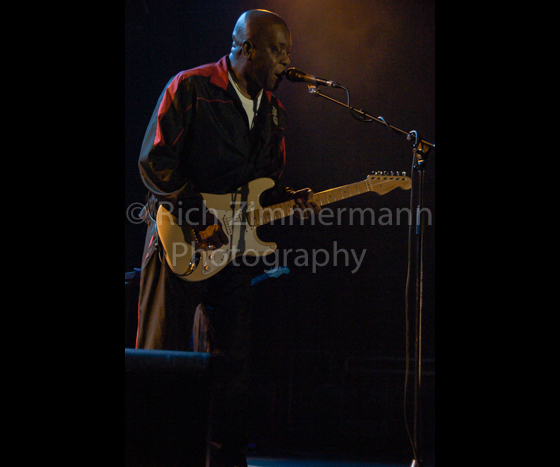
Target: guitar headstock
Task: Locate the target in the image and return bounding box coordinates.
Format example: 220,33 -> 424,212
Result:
367,171 -> 412,195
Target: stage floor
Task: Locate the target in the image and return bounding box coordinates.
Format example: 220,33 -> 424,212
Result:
248,456 -> 414,467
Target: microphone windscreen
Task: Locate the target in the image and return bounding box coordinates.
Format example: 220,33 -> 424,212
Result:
286,68 -> 306,83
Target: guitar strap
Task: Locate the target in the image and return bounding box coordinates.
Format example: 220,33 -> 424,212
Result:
270,95 -> 279,128
230,183 -> 250,252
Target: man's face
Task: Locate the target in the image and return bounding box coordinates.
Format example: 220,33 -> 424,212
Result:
249,24 -> 292,92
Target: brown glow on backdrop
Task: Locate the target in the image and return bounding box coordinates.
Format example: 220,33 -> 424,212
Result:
268,0 -> 435,191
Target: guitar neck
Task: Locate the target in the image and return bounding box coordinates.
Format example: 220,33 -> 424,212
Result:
250,180 -> 371,227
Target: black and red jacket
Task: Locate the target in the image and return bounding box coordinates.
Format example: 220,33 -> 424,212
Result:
139,56 -> 292,211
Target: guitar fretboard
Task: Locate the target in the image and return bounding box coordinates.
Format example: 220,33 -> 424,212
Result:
248,180 -> 371,227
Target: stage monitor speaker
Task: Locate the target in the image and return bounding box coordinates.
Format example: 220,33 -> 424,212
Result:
125,349 -> 217,467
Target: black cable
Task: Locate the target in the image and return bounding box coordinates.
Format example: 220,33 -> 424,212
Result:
404,154 -> 420,463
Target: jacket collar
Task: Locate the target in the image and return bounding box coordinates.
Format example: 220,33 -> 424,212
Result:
211,56 -> 274,104
210,56 -> 232,91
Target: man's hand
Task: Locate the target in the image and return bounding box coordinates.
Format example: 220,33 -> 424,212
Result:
293,188 -> 321,220
193,210 -> 229,250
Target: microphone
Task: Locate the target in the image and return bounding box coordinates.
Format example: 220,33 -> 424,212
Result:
285,68 -> 343,88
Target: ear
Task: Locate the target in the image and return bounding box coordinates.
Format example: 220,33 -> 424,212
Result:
242,40 -> 255,59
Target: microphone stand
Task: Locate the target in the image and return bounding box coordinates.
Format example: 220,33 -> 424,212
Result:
306,85 -> 435,467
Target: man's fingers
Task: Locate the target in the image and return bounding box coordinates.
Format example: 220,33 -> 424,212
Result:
217,229 -> 229,246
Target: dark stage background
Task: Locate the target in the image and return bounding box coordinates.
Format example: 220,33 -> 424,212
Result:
125,0 -> 435,463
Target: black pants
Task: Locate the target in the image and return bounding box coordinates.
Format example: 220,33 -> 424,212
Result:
137,248 -> 254,465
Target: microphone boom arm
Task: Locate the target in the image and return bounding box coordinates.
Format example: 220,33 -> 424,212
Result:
307,85 -> 435,155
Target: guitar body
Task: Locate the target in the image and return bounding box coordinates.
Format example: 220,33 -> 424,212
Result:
157,178 -> 278,283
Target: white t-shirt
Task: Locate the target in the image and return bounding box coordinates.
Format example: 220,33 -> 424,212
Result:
229,72 -> 263,129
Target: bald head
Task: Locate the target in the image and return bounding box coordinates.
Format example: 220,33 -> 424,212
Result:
229,10 -> 292,98
231,10 -> 289,52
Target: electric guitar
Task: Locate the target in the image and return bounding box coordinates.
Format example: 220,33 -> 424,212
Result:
156,172 -> 412,282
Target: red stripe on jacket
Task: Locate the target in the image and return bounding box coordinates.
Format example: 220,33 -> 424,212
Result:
154,57 -> 230,147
